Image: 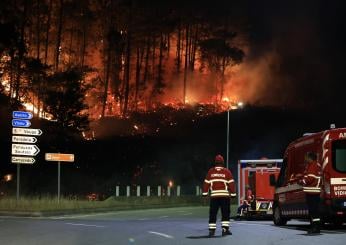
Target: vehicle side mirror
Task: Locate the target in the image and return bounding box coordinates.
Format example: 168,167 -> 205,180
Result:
269,174 -> 276,186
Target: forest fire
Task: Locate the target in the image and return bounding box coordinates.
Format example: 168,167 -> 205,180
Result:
0,0 -> 251,136
86,96 -> 245,139
2,0 -> 339,138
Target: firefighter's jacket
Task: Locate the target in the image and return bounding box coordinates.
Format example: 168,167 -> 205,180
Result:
202,166 -> 236,198
300,160 -> 322,194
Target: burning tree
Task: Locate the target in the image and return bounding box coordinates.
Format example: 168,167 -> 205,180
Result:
199,31 -> 244,103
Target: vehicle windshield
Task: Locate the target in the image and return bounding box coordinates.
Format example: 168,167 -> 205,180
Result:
332,140 -> 346,172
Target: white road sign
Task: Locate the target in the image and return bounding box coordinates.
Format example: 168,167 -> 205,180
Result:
11,144 -> 40,156
12,128 -> 43,136
11,156 -> 35,164
12,135 -> 37,143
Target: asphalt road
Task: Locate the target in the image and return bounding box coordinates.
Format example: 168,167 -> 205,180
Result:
0,206 -> 345,245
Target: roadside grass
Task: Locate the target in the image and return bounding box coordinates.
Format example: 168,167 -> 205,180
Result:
0,196 -> 209,213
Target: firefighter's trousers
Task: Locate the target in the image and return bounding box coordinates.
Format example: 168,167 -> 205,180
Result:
306,194 -> 321,225
208,197 -> 230,231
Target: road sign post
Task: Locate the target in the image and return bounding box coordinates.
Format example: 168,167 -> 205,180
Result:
45,153 -> 75,203
58,161 -> 61,203
11,111 -> 42,201
16,168 -> 19,201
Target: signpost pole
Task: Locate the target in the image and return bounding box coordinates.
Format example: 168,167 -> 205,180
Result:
45,153 -> 74,203
11,110 -> 41,202
16,164 -> 20,201
58,161 -> 61,203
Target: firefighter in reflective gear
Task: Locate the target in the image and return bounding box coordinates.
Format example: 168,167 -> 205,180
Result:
202,154 -> 236,237
299,152 -> 322,234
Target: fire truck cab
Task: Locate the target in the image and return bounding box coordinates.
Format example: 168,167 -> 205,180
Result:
272,128 -> 346,226
238,159 -> 282,219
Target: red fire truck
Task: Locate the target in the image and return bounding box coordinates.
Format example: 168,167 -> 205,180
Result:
238,159 -> 282,219
272,127 -> 346,226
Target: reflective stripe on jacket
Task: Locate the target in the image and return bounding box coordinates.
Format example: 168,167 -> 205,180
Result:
301,161 -> 322,194
202,166 -> 236,198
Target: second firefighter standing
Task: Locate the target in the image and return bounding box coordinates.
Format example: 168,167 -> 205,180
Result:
298,152 -> 322,234
202,154 -> 237,237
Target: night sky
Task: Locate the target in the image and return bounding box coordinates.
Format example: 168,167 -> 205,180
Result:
245,0 -> 346,112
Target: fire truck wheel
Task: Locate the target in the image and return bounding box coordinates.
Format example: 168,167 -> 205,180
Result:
332,219 -> 344,228
273,206 -> 287,226
319,218 -> 326,227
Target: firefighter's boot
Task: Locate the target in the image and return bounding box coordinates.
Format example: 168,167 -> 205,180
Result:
307,222 -> 320,234
222,228 -> 232,236
208,229 -> 215,237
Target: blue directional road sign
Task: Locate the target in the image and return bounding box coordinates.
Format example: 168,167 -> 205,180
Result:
12,111 -> 33,120
12,119 -> 31,128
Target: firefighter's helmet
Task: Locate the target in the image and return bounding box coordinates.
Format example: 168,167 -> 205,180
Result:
215,154 -> 224,164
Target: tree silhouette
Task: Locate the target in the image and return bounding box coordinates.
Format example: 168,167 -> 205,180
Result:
23,57 -> 50,117
199,32 -> 244,102
42,66 -> 89,132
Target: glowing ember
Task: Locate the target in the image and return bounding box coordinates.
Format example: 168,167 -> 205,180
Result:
222,97 -> 230,102
1,79 -> 10,92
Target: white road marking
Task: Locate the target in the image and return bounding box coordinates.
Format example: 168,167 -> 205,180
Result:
49,207 -> 179,219
137,218 -> 149,221
148,231 -> 174,239
50,212 -> 122,219
64,222 -> 106,228
181,212 -> 193,216
52,212 -> 172,220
